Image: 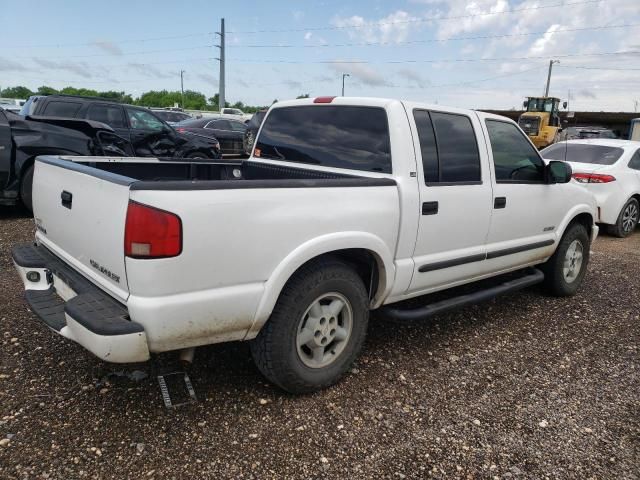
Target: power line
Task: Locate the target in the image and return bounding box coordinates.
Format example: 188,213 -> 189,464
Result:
229,23 -> 640,48
557,65 -> 640,71
227,0 -> 603,34
6,32 -> 214,50
227,50 -> 640,65
39,45 -> 213,59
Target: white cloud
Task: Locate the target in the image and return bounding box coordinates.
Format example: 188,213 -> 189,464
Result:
304,32 -> 313,41
91,40 -> 123,56
331,10 -> 421,44
327,61 -> 390,86
32,58 -> 95,78
397,68 -> 429,87
0,57 -> 29,72
528,24 -> 561,56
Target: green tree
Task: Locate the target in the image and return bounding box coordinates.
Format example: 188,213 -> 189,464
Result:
36,86 -> 59,95
296,94 -> 310,99
1,86 -> 34,99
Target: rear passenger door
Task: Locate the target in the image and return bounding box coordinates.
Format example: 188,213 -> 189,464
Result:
481,118 -> 566,270
86,103 -> 130,140
407,107 -> 494,294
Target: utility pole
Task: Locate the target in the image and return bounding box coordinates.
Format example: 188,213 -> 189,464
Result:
544,59 -> 559,97
180,70 -> 185,109
215,18 -> 226,112
341,73 -> 350,96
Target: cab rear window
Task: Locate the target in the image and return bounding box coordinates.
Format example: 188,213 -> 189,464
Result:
255,106 -> 391,173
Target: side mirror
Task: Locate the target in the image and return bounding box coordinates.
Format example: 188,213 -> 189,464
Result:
563,101 -> 568,109
522,100 -> 528,109
547,161 -> 572,184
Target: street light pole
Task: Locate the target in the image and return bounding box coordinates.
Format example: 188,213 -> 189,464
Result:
342,73 -> 350,96
180,70 -> 185,109
544,59 -> 559,97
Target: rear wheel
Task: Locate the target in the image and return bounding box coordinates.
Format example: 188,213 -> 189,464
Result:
607,198 -> 639,238
250,257 -> 369,394
541,222 -> 590,296
20,165 -> 34,212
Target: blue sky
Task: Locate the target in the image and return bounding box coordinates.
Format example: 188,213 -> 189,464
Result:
1,0 -> 639,110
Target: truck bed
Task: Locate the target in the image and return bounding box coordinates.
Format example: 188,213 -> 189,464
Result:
54,155 -> 393,186
24,155 -> 400,357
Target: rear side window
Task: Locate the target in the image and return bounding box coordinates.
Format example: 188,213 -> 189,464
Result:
413,110 -> 481,183
42,100 -> 82,117
255,106 -> 391,173
87,104 -> 125,128
542,143 -> 624,165
627,150 -> 640,170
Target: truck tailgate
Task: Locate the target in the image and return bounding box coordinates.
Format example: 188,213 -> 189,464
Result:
32,157 -> 134,302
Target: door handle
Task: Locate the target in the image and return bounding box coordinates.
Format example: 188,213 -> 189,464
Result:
494,197 -> 507,209
61,191 -> 73,209
422,201 -> 439,215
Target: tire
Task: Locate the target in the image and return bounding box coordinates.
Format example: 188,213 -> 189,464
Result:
20,165 -> 34,213
250,257 -> 369,394
185,152 -> 210,160
541,222 -> 590,297
606,198 -> 639,238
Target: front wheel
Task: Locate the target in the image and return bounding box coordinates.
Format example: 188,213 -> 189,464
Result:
607,198 -> 639,238
541,222 -> 590,296
250,257 -> 369,394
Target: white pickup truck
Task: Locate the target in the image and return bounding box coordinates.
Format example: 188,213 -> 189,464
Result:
13,96 -> 598,393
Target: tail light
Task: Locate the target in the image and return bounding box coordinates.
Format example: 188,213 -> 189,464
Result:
572,173 -> 616,183
176,127 -> 185,133
125,201 -> 182,258
313,96 -> 336,103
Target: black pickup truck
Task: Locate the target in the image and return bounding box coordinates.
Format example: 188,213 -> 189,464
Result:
0,108 -> 221,211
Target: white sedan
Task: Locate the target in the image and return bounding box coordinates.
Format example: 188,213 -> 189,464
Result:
542,139 -> 640,237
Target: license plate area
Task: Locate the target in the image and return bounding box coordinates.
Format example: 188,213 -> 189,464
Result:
53,273 -> 77,301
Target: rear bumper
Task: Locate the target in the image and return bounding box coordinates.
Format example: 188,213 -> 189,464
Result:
12,243 -> 150,363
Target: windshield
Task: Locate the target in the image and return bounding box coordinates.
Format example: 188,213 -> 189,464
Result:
542,144 -> 624,165
526,98 -> 557,113
255,105 -> 391,173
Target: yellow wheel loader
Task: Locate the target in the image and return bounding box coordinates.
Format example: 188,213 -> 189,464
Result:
518,97 -> 567,149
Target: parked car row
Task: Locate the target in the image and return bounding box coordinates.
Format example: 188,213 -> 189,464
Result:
542,139 -> 640,237
0,100 -> 221,210
175,117 -> 247,156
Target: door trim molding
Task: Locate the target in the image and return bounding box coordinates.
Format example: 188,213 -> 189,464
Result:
418,253 -> 486,272
486,239 -> 555,260
418,239 -> 555,272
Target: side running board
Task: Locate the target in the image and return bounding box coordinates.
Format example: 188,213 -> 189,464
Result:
380,268 -> 544,321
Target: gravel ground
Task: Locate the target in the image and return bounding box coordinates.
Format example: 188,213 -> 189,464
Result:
0,207 -> 638,479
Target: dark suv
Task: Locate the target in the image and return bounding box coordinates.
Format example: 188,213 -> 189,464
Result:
21,95 -> 220,159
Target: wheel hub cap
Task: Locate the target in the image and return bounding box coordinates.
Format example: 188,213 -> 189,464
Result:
296,293 -> 352,369
622,203 -> 638,233
562,239 -> 584,284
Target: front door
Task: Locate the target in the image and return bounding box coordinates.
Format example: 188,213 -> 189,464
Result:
125,107 -> 176,157
407,106 -> 494,295
481,118 -> 566,271
86,103 -> 130,141
0,110 -> 12,188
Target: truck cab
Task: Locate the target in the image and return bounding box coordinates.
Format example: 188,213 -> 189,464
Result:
518,97 -> 565,149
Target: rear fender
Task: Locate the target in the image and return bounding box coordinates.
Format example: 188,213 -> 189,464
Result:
245,232 -> 396,339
